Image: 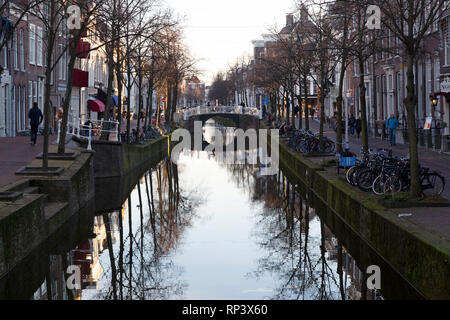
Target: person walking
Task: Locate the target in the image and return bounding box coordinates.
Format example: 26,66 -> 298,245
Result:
349,114 -> 356,136
355,117 -> 362,139
386,114 -> 399,146
28,102 -> 43,146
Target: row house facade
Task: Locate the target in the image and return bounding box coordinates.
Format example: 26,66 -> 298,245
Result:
0,1 -> 110,138
348,12 -> 449,137
249,6 -> 450,146
250,11 -> 320,116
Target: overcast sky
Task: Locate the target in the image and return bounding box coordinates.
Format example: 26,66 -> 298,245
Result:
165,0 -> 296,86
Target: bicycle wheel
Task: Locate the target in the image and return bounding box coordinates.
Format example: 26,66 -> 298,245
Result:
372,174 -> 388,195
299,141 -> 309,153
356,168 -> 376,192
327,139 -> 336,153
346,166 -> 357,184
323,140 -> 335,153
383,176 -> 402,195
421,173 -> 445,197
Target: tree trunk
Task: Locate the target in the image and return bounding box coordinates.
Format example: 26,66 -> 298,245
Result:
137,60 -> 143,135
101,41 -> 115,141
296,95 -> 303,129
172,82 -> 178,123
303,76 -> 309,131
58,40 -> 78,154
406,52 -> 421,198
318,87 -> 325,150
358,54 -> 369,153
42,4 -> 56,170
336,55 -> 347,154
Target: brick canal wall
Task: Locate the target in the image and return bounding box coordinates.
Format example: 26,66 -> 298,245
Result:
73,135 -> 170,178
275,133 -> 450,299
0,137 -> 171,280
0,152 -> 95,278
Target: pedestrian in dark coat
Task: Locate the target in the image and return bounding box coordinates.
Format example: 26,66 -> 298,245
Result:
28,102 -> 43,145
355,117 -> 362,138
349,114 -> 356,136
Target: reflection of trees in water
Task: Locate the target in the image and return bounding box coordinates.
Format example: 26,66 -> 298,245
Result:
246,171 -> 346,300
217,163 -> 342,299
86,160 -> 201,300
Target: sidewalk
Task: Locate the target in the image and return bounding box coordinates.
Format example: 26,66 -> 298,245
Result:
0,119 -> 146,189
296,117 -> 450,200
0,135 -> 57,189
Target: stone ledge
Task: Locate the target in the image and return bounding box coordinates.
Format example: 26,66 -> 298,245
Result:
15,167 -> 64,176
0,192 -> 23,202
35,152 -> 80,161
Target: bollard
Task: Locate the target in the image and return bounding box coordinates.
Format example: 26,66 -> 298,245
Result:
72,116 -> 76,135
76,117 -> 80,138
115,121 -> 119,142
57,120 -> 61,144
87,123 -> 92,150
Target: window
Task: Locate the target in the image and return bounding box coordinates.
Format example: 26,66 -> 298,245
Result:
418,62 -> 424,117
22,86 -> 26,128
58,44 -> 67,81
446,20 -> 450,65
387,30 -> 391,58
13,31 -> 18,70
20,29 -> 24,71
434,56 -> 441,117
29,24 -> 36,65
36,26 -> 42,66
28,81 -> 33,111
17,86 -> 21,131
38,78 -> 44,110
426,59 -> 432,116
1,46 -> 6,67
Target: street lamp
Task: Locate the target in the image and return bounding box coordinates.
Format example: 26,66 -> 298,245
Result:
430,95 -> 438,108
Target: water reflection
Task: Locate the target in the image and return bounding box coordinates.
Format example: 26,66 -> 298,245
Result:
202,118 -> 236,146
5,151 -> 394,300
223,162 -> 382,300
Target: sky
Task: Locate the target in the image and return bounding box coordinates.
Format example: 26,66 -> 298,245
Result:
165,0 -> 296,86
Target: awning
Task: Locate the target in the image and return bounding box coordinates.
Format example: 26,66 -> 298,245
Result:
88,99 -> 105,112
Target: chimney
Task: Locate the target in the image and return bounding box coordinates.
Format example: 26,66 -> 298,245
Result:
286,14 -> 294,26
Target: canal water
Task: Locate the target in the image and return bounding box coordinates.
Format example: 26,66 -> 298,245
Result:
81,153 -> 369,300
0,122 -> 423,300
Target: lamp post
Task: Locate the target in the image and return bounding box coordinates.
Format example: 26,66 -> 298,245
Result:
430,95 -> 438,109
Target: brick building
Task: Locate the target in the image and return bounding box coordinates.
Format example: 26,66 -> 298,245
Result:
248,4 -> 450,149
0,1 -> 109,138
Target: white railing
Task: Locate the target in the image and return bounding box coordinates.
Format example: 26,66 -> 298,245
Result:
61,113 -> 120,150
182,106 -> 262,120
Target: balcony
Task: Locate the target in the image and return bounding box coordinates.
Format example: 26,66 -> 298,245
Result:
72,69 -> 89,87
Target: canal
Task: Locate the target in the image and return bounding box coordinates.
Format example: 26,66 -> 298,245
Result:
0,123 -> 423,300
